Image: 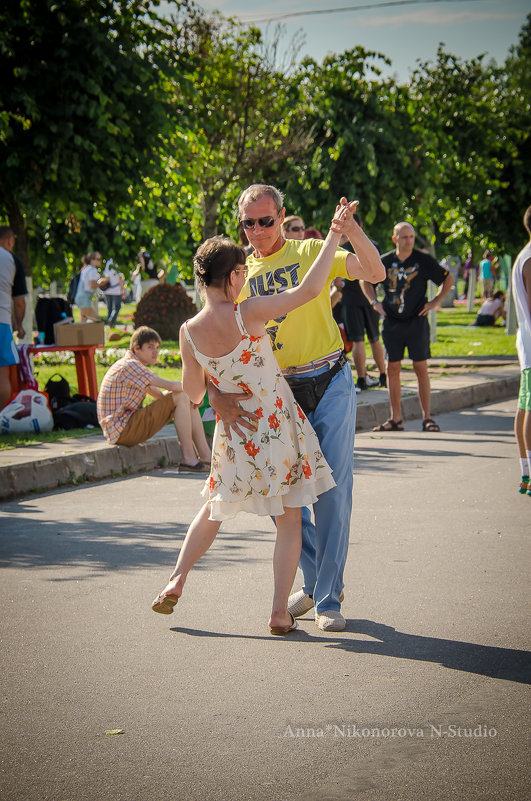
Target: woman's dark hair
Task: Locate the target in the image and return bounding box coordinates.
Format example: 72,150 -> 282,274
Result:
194,236 -> 247,296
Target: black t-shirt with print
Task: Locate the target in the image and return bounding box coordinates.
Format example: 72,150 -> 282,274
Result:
380,248 -> 449,320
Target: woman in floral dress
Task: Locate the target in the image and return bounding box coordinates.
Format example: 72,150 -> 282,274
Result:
153,200 -> 355,634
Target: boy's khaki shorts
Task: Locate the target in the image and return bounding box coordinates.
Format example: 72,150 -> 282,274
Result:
116,392 -> 175,447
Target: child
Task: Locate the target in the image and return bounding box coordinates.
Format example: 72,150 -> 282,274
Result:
97,326 -> 211,470
152,201 -> 355,634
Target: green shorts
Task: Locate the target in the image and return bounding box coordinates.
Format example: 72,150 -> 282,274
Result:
517,368 -> 531,411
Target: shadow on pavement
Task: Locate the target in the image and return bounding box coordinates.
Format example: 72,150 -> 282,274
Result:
171,619 -> 531,685
0,514 -> 271,577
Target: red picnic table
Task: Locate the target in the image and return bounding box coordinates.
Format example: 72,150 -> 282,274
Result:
28,344 -> 102,399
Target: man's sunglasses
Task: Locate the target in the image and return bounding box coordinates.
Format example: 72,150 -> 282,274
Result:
239,214 -> 279,230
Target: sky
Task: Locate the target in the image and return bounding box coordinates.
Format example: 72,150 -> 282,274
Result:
186,0 -> 529,82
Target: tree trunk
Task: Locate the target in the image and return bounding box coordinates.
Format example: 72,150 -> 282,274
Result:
7,198 -> 31,275
202,190 -> 223,240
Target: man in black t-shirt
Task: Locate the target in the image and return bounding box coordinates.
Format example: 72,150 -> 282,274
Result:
362,222 -> 454,432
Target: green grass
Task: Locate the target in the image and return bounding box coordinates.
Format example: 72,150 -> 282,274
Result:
0,427 -> 101,451
424,306 -> 516,359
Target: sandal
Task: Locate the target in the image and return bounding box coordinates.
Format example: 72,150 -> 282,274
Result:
270,613 -> 298,636
373,418 -> 404,432
422,418 -> 440,432
152,592 -> 179,615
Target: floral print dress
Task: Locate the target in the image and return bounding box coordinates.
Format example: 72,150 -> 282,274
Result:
183,304 -> 336,521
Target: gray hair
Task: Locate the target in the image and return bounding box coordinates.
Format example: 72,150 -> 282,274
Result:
238,184 -> 285,215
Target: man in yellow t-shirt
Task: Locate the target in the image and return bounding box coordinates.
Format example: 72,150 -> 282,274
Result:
210,184 -> 385,631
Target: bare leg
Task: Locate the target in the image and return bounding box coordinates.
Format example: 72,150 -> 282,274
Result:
269,506 -> 302,630
78,306 -> 99,323
158,502 -> 220,600
190,404 -> 212,463
352,340 -> 366,379
514,408 -> 526,458
369,339 -> 386,375
387,360 -> 402,422
413,360 -> 431,420
0,365 -> 12,410
172,390 -> 201,464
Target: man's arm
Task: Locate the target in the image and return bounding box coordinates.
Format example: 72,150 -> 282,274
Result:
207,381 -> 258,441
12,296 -> 25,338
361,281 -> 385,317
522,257 -> 531,315
339,204 -> 386,284
419,272 -> 455,316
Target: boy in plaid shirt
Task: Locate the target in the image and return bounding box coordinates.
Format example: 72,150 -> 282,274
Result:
97,326 -> 211,471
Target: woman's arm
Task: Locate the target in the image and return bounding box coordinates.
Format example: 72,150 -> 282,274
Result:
179,326 -> 208,404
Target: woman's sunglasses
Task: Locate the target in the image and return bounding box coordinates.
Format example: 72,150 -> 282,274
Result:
239,214 -> 279,230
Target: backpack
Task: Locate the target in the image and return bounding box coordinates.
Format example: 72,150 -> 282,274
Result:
44,373 -> 72,413
35,296 -> 73,344
53,395 -> 100,430
67,271 -> 81,305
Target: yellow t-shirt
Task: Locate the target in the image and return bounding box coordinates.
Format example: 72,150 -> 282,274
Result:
239,238 -> 349,369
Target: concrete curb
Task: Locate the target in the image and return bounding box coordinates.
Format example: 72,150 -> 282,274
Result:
0,437 -> 183,501
355,374 -> 520,430
0,372 -> 519,501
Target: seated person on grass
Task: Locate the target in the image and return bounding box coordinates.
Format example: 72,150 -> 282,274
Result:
471,291 -> 506,327
97,326 -> 211,471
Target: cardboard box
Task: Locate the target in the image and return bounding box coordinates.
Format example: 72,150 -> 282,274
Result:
53,321 -> 105,346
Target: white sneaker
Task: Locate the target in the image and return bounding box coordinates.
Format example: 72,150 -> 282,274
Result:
315,610 -> 346,632
365,374 -> 379,387
288,589 -> 344,618
288,590 -> 314,618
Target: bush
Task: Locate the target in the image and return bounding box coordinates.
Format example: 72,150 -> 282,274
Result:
133,283 -> 198,340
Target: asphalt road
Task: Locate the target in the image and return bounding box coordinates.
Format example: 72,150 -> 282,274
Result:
0,398 -> 529,801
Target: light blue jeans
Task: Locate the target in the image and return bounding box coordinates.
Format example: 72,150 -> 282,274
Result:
290,361 -> 356,613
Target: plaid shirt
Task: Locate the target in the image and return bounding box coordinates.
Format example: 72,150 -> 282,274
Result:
97,350 -> 154,444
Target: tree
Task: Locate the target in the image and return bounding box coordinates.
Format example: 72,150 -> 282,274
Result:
166,3 -> 311,244
265,47 -> 418,250
407,41 -> 529,257
0,0 -> 180,277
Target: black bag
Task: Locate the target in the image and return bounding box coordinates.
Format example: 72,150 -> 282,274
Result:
285,353 -> 347,415
53,395 -> 100,430
35,296 -> 73,344
67,272 -> 81,305
44,373 -> 71,413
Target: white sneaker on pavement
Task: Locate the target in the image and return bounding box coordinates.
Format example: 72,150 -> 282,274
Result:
288,590 -> 315,618
288,589 -> 345,618
315,610 -> 346,632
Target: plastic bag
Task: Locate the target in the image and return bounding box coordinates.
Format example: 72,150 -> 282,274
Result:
0,389 -> 54,434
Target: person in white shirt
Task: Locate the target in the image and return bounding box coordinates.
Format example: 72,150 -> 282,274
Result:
100,258 -> 126,326
471,291 -> 505,326
512,206 -> 531,497
74,251 -> 101,322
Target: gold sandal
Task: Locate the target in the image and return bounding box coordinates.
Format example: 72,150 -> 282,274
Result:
152,593 -> 179,615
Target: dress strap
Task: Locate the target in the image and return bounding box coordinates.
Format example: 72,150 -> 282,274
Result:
233,303 -> 248,337
183,321 -> 200,357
